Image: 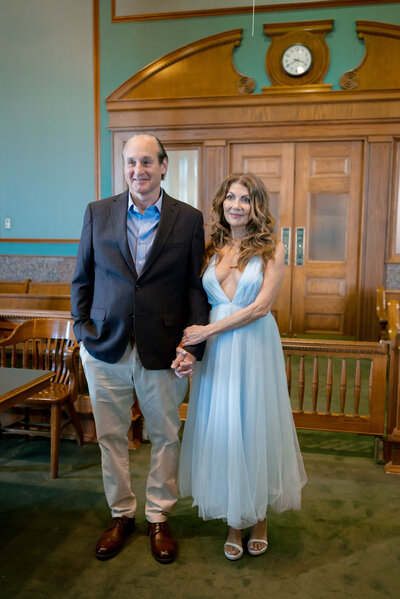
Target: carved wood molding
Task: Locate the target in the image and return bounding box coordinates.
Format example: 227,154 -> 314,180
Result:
111,1 -> 400,22
340,21 -> 400,90
106,29 -> 254,102
107,89 -> 400,133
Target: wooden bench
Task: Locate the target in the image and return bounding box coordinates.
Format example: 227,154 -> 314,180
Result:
0,279 -> 30,294
0,281 -> 71,338
0,280 -> 70,295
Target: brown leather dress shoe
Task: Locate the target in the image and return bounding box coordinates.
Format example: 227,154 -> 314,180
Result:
95,516 -> 135,560
147,521 -> 177,564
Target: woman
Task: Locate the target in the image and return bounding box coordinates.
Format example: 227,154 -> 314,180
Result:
178,172 -> 307,561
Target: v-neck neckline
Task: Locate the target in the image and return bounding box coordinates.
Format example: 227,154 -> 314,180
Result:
212,254 -> 251,303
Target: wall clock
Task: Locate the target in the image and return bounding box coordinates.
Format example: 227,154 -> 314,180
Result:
281,43 -> 313,77
263,20 -> 333,91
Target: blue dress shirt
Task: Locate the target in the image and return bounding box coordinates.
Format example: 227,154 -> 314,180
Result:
127,191 -> 163,275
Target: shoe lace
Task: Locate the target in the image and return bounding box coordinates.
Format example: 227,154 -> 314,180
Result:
109,516 -> 129,531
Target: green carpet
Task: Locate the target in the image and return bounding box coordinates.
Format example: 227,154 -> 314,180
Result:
0,432 -> 399,599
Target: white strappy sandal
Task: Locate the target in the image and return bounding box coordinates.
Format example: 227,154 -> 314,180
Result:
224,541 -> 244,561
247,538 -> 268,556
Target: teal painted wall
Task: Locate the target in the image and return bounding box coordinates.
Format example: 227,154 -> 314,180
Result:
1,1 -> 400,260
99,0 -> 400,199
0,0 -> 94,253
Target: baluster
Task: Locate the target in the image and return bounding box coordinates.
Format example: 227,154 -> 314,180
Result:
286,354 -> 291,395
326,356 -> 333,413
298,355 -> 305,411
340,358 -> 346,414
354,358 -> 361,415
312,356 -> 318,412
368,360 -> 374,413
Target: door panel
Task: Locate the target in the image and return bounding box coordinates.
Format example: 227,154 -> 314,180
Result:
230,140 -> 362,338
292,142 -> 362,336
231,143 -> 294,334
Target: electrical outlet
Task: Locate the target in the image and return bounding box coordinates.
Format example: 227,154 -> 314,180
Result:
4,218 -> 11,229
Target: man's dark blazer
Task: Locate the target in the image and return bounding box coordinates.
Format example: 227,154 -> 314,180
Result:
71,190 -> 209,369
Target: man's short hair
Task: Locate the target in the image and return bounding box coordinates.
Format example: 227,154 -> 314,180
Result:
123,134 -> 168,179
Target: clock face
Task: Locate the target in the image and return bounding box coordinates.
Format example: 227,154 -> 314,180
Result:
281,44 -> 312,77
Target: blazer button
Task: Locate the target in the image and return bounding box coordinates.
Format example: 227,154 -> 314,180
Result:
135,284 -> 141,290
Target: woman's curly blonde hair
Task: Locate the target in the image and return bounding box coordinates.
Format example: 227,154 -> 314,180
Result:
203,172 -> 278,273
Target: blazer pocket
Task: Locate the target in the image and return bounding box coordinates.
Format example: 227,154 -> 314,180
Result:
164,314 -> 182,327
90,307 -> 106,320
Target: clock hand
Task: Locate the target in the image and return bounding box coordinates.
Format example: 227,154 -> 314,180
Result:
287,58 -> 306,66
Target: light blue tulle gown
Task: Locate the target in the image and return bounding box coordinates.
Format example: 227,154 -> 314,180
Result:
179,255 -> 307,530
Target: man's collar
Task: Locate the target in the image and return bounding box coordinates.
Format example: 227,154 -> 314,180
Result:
128,189 -> 164,214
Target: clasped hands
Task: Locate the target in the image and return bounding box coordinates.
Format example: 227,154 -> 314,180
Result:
171,325 -> 208,379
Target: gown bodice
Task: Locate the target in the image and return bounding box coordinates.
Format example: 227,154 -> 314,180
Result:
203,255 -> 264,309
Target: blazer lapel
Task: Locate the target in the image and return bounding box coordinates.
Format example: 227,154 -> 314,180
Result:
139,193 -> 179,277
109,190 -> 137,277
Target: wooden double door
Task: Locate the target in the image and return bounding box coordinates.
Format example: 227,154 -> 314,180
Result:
231,141 -> 362,337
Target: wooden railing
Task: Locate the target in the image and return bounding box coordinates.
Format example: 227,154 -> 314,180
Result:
386,325 -> 400,473
282,338 -> 389,436
179,337 -> 390,440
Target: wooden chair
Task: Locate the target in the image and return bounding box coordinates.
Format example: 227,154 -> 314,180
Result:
0,318 -> 84,478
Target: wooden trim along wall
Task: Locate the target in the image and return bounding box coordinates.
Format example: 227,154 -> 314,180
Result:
111,0 -> 400,22
0,239 -> 79,244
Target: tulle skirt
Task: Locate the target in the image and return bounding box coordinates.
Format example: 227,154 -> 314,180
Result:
179,310 -> 307,530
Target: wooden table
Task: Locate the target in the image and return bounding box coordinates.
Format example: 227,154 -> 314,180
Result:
0,368 -> 54,413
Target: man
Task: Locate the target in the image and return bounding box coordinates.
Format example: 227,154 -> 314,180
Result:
71,133 -> 209,563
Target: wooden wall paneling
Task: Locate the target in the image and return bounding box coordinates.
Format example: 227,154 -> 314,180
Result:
340,21 -> 400,91
388,140 -> 400,261
358,141 -> 392,341
106,32 -> 400,340
107,92 -> 400,135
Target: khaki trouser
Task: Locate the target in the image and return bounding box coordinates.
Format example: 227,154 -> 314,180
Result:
80,342 -> 187,522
